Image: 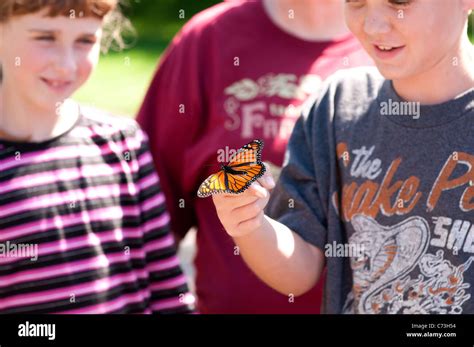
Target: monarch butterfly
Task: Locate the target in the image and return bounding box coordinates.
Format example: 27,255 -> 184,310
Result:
197,139 -> 266,198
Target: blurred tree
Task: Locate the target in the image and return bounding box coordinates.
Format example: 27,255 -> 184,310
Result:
124,0 -> 221,42
128,0 -> 222,18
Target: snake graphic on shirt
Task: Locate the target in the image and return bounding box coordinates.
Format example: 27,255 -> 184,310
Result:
343,215 -> 473,314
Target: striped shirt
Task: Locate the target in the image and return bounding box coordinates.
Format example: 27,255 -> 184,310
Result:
0,110 -> 195,314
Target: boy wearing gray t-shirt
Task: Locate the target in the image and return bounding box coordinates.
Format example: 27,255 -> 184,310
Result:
211,0 -> 473,313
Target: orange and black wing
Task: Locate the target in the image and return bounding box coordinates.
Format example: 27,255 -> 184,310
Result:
197,139 -> 265,197
226,139 -> 264,168
197,170 -> 228,198
224,161 -> 265,194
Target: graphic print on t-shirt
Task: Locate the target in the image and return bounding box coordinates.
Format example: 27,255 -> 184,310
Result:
223,73 -> 322,140
333,143 -> 474,314
342,215 -> 473,314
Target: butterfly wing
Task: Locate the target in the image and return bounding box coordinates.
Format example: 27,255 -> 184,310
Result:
197,139 -> 265,197
223,139 -> 265,194
197,170 -> 228,198
225,162 -> 265,194
227,139 -> 263,167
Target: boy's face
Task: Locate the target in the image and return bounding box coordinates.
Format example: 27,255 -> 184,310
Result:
344,0 -> 472,81
0,8 -> 103,111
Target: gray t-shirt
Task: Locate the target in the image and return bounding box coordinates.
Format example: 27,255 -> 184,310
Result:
267,67 -> 474,314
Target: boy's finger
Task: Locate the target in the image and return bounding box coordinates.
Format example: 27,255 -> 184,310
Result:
257,164 -> 275,190
213,191 -> 259,205
246,181 -> 268,199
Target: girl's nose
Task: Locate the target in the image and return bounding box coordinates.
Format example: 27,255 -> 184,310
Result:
55,47 -> 78,77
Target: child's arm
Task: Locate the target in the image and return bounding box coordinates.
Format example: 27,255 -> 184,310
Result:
212,169 -> 325,297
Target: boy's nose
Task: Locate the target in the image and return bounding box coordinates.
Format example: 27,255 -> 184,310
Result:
363,10 -> 391,36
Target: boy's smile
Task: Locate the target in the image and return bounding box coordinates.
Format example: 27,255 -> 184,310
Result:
372,42 -> 405,60
344,0 -> 474,104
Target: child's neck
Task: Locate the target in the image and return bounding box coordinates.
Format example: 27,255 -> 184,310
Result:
263,0 -> 349,42
393,37 -> 474,105
0,88 -> 79,143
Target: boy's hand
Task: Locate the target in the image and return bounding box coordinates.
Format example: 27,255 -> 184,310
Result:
212,164 -> 275,238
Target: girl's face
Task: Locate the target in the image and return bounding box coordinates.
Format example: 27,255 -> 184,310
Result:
344,0 -> 472,81
0,8 -> 103,111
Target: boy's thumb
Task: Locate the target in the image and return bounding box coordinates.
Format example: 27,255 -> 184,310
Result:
258,164 -> 275,190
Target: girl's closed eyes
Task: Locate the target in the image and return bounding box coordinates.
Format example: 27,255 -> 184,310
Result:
30,31 -> 98,46
345,0 -> 413,8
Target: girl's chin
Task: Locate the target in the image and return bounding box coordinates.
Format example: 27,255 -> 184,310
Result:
33,96 -> 69,114
38,88 -> 72,102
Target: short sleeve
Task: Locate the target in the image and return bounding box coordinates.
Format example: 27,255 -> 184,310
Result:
266,91 -> 334,251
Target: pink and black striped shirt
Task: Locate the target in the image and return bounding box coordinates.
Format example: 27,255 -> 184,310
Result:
0,110 -> 195,314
